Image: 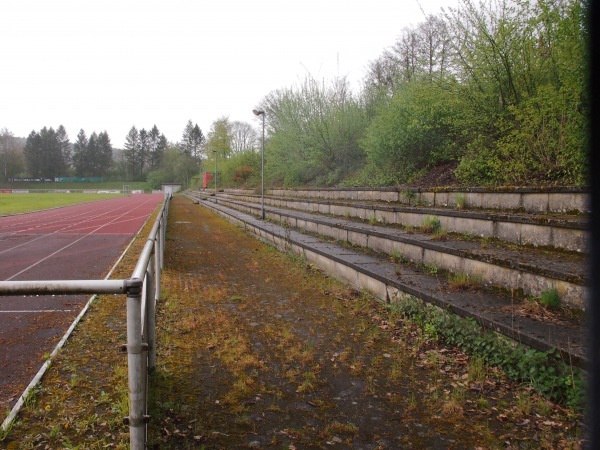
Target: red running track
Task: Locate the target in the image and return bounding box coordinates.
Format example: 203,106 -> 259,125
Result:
0,193 -> 164,412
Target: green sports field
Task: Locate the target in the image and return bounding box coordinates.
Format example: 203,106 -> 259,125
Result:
0,192 -> 123,216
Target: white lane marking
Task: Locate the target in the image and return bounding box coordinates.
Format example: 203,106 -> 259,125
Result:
0,198 -> 152,255
1,197 -> 160,280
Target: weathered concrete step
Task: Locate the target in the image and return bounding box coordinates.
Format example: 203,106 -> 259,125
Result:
200,193 -> 586,310
220,191 -> 587,253
257,186 -> 589,214
188,195 -> 587,370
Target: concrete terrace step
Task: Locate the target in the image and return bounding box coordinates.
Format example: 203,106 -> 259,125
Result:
264,186 -> 589,214
221,190 -> 588,253
183,193 -> 587,370
196,192 -> 586,310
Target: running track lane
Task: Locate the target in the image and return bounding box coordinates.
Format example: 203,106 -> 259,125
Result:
0,193 -> 164,412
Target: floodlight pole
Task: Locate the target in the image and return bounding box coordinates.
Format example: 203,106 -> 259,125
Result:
213,149 -> 217,200
253,109 -> 265,220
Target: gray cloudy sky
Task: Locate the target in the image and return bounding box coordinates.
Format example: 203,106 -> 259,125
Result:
0,0 -> 455,147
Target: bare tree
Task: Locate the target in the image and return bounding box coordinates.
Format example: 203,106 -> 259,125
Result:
230,121 -> 259,155
417,14 -> 451,82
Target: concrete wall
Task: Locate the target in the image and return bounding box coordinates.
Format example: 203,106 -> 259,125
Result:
256,188 -> 589,214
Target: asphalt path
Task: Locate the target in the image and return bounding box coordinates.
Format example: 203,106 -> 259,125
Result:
0,193 -> 164,412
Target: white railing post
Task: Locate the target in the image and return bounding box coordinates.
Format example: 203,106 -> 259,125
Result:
124,278 -> 146,450
155,233 -> 161,302
146,257 -> 157,372
160,214 -> 166,269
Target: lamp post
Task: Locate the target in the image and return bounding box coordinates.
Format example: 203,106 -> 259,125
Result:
213,149 -> 217,200
253,109 -> 265,220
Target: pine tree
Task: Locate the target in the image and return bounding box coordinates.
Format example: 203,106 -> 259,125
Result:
180,120 -> 204,162
87,132 -> 99,176
73,129 -> 88,177
138,128 -> 150,175
148,125 -> 166,170
124,126 -> 140,179
24,130 -> 43,177
96,131 -> 113,177
56,125 -> 71,172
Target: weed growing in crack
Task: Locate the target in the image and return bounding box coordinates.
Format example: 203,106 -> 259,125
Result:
442,387 -> 465,417
296,371 -> 317,393
539,287 -> 561,309
425,264 -> 440,275
324,420 -> 358,438
402,189 -> 417,206
406,392 -> 418,412
468,357 -> 487,383
476,396 -> 490,409
455,193 -> 466,209
23,385 -> 42,408
389,249 -> 408,264
389,360 -> 404,380
448,272 -> 483,291
516,392 -> 533,416
421,216 -> 441,234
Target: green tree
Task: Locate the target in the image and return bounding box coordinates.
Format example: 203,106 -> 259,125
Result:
448,0 -> 588,184
360,0 -> 587,186
0,128 -> 24,181
87,132 -> 99,176
96,131 -> 113,177
262,75 -> 368,186
123,126 -> 140,180
72,129 -> 88,177
154,146 -> 197,188
24,131 -> 42,177
359,82 -> 464,185
24,127 -> 64,178
179,120 -> 205,163
205,117 -> 233,167
138,128 -> 150,175
148,125 -> 167,170
56,125 -> 71,173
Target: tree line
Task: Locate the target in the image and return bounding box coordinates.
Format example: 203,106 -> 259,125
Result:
0,121 -> 211,185
258,0 -> 587,187
20,126 -> 114,180
179,0 -> 587,190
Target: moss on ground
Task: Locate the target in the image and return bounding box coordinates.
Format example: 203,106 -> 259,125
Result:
1,196 -> 584,449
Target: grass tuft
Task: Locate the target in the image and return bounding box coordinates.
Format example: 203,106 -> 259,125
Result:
421,216 -> 441,234
539,287 -> 561,309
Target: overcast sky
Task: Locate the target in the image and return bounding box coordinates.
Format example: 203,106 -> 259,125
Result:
0,0 -> 456,148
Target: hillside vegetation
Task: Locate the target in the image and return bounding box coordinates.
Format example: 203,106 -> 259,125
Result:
216,0 -> 587,190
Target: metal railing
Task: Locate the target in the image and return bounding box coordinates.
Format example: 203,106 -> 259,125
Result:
0,193 -> 171,450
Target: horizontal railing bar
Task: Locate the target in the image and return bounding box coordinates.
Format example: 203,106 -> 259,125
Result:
0,279 -> 126,296
131,205 -> 165,281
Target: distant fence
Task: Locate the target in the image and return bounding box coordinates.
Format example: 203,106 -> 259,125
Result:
0,189 -> 138,194
0,193 -> 171,450
8,177 -> 105,183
